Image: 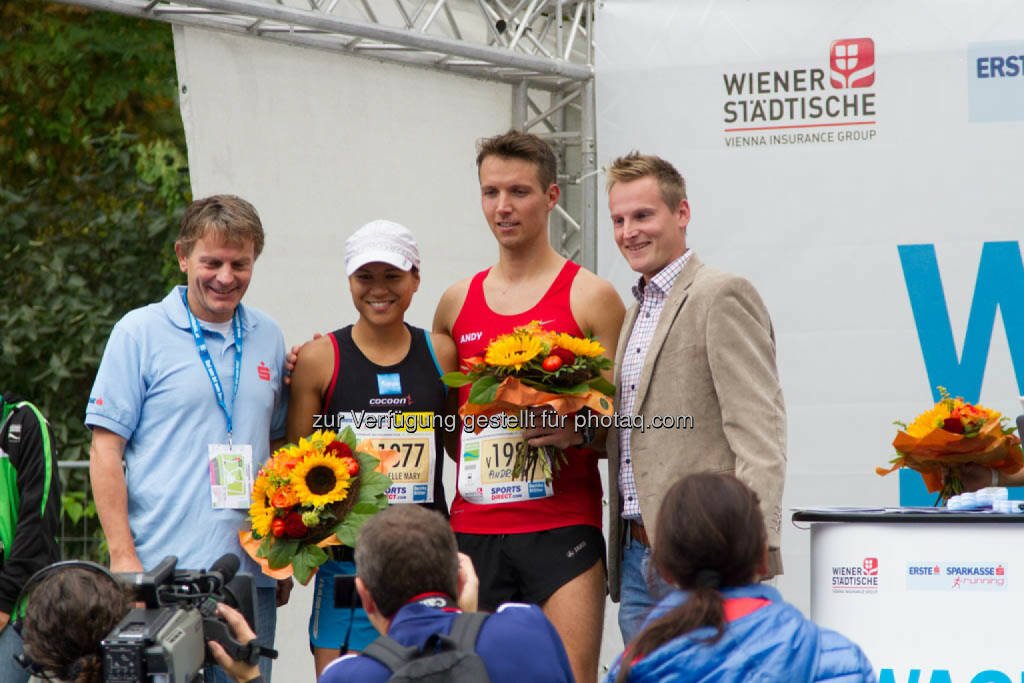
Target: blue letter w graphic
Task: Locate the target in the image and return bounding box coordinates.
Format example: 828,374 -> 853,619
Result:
897,241 -> 1024,505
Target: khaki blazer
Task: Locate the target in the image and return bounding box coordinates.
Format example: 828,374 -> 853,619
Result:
607,253 -> 787,601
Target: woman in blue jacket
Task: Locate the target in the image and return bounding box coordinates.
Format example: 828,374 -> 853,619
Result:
606,473 -> 876,683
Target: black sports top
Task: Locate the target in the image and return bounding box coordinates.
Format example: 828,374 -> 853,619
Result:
323,324 -> 447,515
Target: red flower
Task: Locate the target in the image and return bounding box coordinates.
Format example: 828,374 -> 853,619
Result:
542,355 -> 563,372
340,456 -> 359,476
283,511 -> 308,538
325,441 -> 353,459
271,518 -> 287,538
549,346 -> 576,365
942,417 -> 965,434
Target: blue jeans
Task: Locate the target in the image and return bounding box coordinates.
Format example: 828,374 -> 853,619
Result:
205,586 -> 277,683
0,623 -> 30,683
617,526 -> 673,646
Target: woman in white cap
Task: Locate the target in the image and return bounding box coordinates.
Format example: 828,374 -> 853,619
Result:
286,219 -> 457,676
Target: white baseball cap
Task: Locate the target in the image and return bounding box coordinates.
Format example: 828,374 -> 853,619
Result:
345,219 -> 421,276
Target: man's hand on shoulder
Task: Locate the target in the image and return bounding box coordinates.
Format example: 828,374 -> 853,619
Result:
283,332 -> 323,384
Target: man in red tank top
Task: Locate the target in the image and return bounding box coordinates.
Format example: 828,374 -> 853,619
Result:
433,131 -> 625,683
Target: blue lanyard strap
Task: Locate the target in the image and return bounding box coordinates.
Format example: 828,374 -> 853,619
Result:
181,288 -> 244,440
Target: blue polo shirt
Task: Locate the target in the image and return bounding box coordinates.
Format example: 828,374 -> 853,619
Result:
86,286 -> 287,587
320,601 -> 574,683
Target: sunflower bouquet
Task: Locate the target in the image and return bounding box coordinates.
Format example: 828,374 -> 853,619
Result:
876,387 -> 1023,505
442,321 -> 615,481
241,427 -> 391,584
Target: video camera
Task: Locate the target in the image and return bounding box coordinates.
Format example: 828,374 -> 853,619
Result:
103,554 -> 277,683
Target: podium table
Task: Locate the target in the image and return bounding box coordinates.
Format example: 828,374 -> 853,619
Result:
792,508 -> 1024,683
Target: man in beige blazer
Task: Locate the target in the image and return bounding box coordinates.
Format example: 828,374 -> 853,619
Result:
605,153 -> 787,644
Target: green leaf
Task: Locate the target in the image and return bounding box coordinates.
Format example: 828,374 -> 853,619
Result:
351,501 -> 381,515
357,469 -> 394,505
441,371 -> 473,388
291,544 -> 328,585
256,534 -> 274,559
468,375 -> 501,405
354,449 -> 381,477
332,505 -> 384,547
588,377 -> 616,396
63,496 -> 84,524
338,426 -> 358,449
266,537 -> 300,569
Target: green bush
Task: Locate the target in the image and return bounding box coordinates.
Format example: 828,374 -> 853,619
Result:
1,3 -> 190,562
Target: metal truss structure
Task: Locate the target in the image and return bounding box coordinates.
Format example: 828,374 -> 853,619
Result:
53,0 -> 598,268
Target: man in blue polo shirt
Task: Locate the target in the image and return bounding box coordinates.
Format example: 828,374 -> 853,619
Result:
319,505 -> 574,683
86,194 -> 288,682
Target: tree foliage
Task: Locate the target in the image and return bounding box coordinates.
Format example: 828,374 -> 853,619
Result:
1,2 -> 191,558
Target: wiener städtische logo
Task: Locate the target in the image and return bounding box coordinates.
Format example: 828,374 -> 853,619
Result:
723,37 -> 878,147
830,38 -> 875,88
830,557 -> 880,593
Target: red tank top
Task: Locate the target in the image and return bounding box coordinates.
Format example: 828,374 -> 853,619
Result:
449,260 -> 603,533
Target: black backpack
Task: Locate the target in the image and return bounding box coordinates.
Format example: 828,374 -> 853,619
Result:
362,611 -> 491,682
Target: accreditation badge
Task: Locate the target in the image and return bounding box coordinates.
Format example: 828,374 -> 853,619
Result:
342,412 -> 436,504
208,443 -> 254,509
457,422 -> 554,505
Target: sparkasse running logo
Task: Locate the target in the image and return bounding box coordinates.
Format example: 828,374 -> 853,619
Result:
906,561 -> 1008,592
830,38 -> 875,88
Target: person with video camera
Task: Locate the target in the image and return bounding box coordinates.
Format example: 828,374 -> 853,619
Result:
18,565 -> 131,683
16,560 -> 268,683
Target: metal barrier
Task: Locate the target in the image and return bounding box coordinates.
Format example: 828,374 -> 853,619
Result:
57,460 -> 107,562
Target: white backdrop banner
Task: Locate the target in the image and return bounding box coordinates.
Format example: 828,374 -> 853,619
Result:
596,1 -> 1024,676
172,25 -> 512,676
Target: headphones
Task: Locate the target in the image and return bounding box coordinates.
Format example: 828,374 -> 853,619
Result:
10,560 -> 124,679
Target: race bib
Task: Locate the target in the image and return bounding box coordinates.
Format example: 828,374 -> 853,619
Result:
343,412 -> 436,504
458,425 -> 554,504
208,443 -> 254,509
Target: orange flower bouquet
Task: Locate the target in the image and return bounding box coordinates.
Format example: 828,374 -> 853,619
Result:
876,387 -> 1023,505
442,321 -> 614,481
240,427 -> 391,584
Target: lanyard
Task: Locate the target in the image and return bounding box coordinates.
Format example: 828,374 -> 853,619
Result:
181,288 -> 243,444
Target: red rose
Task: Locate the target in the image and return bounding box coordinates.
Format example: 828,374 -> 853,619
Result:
283,511 -> 309,538
942,417 -> 965,434
325,441 -> 353,459
550,346 -> 576,365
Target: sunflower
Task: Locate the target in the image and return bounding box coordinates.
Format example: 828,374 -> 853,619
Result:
249,477 -> 275,538
485,332 -> 545,370
905,402 -> 952,439
552,332 -> 604,358
292,454 -> 352,507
